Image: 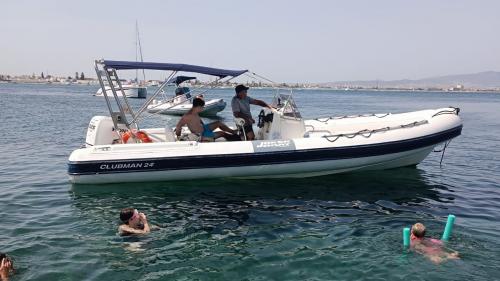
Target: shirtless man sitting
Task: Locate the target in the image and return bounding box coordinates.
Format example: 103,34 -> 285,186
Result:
175,97 -> 238,142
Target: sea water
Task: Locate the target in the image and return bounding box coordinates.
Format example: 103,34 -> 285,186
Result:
1,84 -> 499,280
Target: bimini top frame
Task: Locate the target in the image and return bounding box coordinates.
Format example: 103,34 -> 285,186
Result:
94,59 -> 248,134
102,60 -> 247,78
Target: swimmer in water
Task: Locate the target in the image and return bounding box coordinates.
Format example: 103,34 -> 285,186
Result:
410,223 -> 459,264
118,208 -> 151,236
0,253 -> 14,281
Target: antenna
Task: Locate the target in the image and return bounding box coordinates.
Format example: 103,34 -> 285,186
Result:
135,21 -> 138,83
136,20 -> 146,84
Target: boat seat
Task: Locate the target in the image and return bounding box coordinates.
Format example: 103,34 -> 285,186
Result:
178,133 -> 200,142
164,128 -> 177,142
234,117 -> 247,141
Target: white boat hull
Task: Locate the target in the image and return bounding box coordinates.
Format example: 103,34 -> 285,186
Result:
69,144 -> 435,184
68,107 -> 462,184
95,85 -> 147,98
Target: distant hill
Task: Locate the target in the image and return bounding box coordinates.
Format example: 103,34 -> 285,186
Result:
323,71 -> 500,89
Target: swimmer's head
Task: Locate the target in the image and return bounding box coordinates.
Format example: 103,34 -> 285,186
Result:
411,223 -> 426,239
120,208 -> 137,224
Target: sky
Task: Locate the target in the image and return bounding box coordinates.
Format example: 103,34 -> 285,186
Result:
1,0 -> 499,83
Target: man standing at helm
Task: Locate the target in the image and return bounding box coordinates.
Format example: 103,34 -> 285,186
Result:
231,84 -> 272,141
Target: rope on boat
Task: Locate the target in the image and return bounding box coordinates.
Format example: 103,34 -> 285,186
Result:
433,139 -> 452,167
247,71 -> 277,85
315,113 -> 391,123
432,107 -> 460,117
323,120 -> 428,143
317,106 -> 459,124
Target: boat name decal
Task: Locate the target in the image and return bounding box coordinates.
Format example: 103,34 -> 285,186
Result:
253,140 -> 295,152
99,162 -> 155,170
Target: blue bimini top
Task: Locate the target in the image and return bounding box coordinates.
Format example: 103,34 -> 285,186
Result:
102,60 -> 248,78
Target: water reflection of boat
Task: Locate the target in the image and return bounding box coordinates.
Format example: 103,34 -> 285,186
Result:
70,168 -> 448,238
68,60 -> 462,184
71,168 -> 444,205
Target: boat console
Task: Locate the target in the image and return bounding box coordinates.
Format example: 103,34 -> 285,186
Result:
256,93 -> 306,140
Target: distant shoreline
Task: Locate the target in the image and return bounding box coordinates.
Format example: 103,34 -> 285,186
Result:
1,79 -> 500,94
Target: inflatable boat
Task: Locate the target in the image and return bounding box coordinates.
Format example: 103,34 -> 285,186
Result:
95,84 -> 147,98
147,95 -> 226,116
146,76 -> 226,116
68,60 -> 462,184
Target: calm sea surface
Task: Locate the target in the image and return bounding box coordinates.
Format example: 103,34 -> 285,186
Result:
1,83 -> 499,280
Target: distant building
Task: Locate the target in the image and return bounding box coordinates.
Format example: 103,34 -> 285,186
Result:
448,84 -> 465,91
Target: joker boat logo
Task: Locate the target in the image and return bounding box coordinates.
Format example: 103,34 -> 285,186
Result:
253,140 -> 295,152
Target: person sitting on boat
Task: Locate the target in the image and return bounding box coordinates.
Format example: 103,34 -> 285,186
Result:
118,208 -> 151,236
410,223 -> 460,264
175,97 -> 238,142
231,84 -> 272,141
0,253 -> 14,281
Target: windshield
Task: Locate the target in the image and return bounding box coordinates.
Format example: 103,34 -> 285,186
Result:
272,92 -> 302,118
